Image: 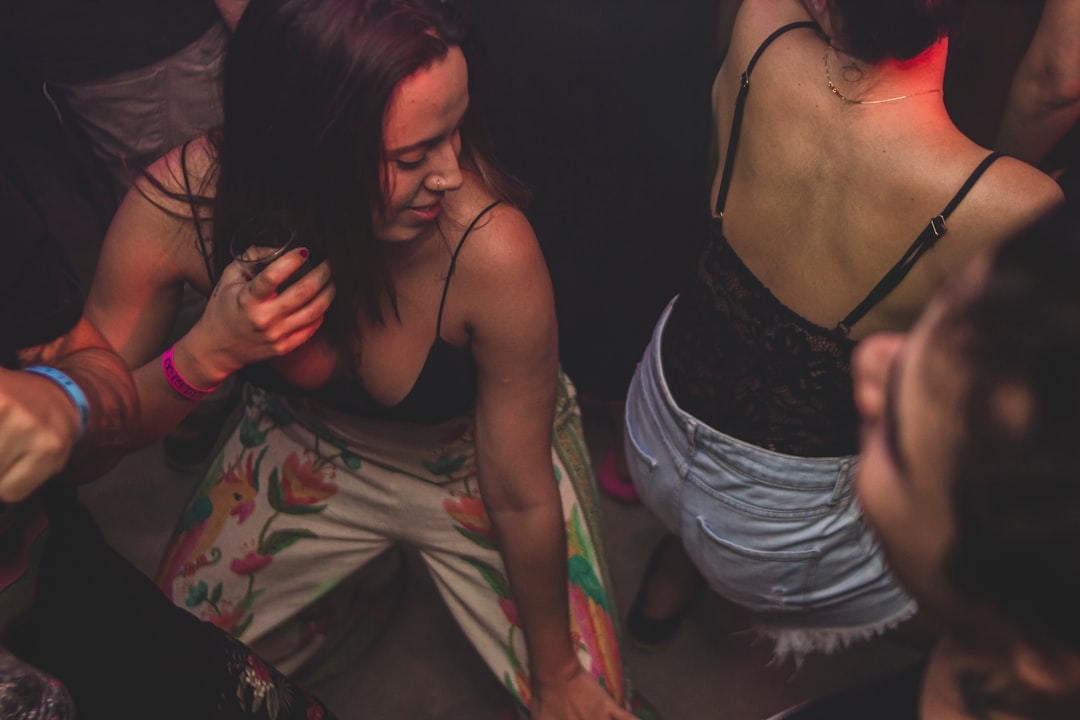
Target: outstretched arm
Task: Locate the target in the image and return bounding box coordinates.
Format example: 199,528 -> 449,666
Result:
469,208 -> 633,720
996,0 -> 1080,167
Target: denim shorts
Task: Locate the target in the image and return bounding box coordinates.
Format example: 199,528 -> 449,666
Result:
624,298 -> 915,657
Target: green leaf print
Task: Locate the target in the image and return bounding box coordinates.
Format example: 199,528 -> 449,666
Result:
238,588 -> 265,612
239,418 -> 268,449
566,506 -> 595,568
568,555 -> 610,612
210,582 -> 223,604
261,528 -> 318,556
453,525 -> 496,550
463,557 -> 511,598
233,613 -> 255,638
184,581 -> 209,608
341,452 -> 362,470
267,689 -> 280,720
268,469 -> 285,512
422,454 -> 467,477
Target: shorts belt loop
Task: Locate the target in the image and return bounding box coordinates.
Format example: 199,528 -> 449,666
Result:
829,458 -> 852,506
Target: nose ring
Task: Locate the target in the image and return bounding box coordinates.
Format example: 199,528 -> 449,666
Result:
434,177 -> 443,191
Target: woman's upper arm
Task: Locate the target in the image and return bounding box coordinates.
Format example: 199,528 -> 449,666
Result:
86,148 -> 209,368
467,207 -> 560,509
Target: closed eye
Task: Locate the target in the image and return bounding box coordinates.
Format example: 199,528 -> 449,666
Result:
394,156 -> 426,171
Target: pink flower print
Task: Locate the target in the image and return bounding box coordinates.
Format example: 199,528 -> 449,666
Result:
209,606 -> 247,634
230,550 -> 273,576
247,654 -> 271,683
498,596 -> 520,628
443,493 -> 494,542
511,664 -> 531,708
281,452 -> 337,506
307,706 -> 325,720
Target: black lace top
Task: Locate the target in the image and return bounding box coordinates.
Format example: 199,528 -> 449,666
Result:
662,229 -> 858,457
661,21 -> 1000,457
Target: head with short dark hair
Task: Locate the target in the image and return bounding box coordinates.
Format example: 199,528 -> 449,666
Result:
829,0 -> 968,63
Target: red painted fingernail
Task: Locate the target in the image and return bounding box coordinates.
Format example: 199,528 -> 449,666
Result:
299,249 -> 309,258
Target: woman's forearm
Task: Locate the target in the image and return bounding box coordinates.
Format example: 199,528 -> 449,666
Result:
489,499 -> 580,684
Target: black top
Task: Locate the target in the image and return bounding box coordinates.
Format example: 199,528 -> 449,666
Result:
298,203 -> 497,423
234,203 -> 499,425
663,21 -> 999,457
0,151 -> 83,616
0,0 -> 220,84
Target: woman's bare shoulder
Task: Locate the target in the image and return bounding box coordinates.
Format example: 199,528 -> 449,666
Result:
977,156 -> 1065,233
136,133 -> 218,205
103,134 -> 219,288
443,182 -> 548,305
728,0 -> 818,59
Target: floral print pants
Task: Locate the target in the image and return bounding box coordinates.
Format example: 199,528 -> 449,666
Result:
157,372 -> 647,716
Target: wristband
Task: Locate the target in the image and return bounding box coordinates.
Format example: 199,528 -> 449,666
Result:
161,345 -> 220,401
23,366 -> 90,440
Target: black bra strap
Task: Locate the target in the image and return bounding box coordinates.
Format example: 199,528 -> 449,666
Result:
179,140 -> 216,286
435,200 -> 501,337
836,152 -> 1002,335
714,21 -> 820,226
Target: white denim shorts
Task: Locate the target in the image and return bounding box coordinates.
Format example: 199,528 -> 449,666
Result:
624,297 -> 915,659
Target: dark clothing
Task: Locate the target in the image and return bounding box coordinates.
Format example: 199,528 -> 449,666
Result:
662,22 -> 1000,457
8,490 -> 336,720
0,152 -> 338,720
0,0 -> 220,83
0,155 -> 82,370
775,661 -> 924,719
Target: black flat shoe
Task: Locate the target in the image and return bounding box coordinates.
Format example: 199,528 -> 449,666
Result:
626,535 -> 702,652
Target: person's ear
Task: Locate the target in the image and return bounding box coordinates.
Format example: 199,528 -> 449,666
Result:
1012,640 -> 1080,696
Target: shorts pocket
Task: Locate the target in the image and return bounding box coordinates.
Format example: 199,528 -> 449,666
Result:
623,371 -> 683,534
687,515 -> 821,614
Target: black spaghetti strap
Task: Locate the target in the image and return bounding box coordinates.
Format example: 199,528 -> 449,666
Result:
179,141 -> 216,285
714,21 -> 820,225
835,152 -> 1002,335
435,200 -> 502,337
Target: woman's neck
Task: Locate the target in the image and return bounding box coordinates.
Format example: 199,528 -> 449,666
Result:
824,37 -> 948,107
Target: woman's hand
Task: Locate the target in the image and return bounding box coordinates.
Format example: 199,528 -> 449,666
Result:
177,248 -> 336,388
532,665 -> 636,720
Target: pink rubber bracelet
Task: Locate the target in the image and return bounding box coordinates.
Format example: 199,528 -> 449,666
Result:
161,346 -> 220,401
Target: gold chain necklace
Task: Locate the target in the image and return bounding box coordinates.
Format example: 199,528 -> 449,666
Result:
823,46 -> 942,105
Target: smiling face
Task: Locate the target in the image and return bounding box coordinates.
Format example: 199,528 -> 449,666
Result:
374,45 -> 468,245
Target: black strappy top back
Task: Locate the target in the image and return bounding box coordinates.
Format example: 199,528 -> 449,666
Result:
661,22 -> 1000,457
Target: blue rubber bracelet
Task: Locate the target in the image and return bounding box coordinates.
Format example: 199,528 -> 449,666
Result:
23,366 -> 90,441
